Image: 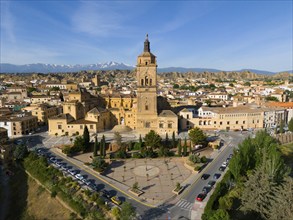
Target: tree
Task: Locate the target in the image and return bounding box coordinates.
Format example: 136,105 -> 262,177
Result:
92,156 -> 106,171
114,132 -> 122,148
165,133 -> 169,148
73,136 -> 85,152
83,125 -> 90,152
93,135 -> 98,157
132,182 -> 139,190
265,96 -> 279,102
144,130 -> 162,149
244,81 -> 251,86
189,127 -> 207,146
209,209 -> 230,220
119,202 -> 136,220
177,139 -> 182,156
240,162 -> 279,219
173,83 -> 179,89
13,145 -> 28,160
100,135 -> 106,157
183,138 -> 187,156
172,131 -> 176,149
289,117 -> 293,132
112,207 -> 120,220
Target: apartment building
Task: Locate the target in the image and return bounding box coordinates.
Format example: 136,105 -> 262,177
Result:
0,113 -> 38,137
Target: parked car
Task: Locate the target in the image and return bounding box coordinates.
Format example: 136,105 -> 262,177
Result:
75,174 -> 84,180
102,189 -> 111,198
202,186 -> 212,194
196,193 -> 206,201
111,196 -> 122,205
68,169 -> 77,176
219,166 -> 226,172
229,153 -> 233,159
89,183 -> 99,191
222,161 -> 228,167
201,174 -> 210,180
213,173 -> 221,179
207,180 -> 216,188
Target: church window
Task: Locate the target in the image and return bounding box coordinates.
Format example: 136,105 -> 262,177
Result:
145,76 -> 148,85
159,123 -> 163,128
145,105 -> 148,110
168,123 -> 172,128
145,122 -> 150,128
145,62 -> 148,65
150,79 -> 152,86
141,79 -> 144,86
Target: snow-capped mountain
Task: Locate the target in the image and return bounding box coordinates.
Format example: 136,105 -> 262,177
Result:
0,62 -> 135,73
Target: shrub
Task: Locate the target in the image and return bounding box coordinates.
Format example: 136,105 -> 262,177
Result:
51,190 -> 57,198
201,156 -> 208,163
194,165 -> 202,171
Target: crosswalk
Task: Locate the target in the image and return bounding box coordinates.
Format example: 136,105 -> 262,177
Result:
175,199 -> 193,210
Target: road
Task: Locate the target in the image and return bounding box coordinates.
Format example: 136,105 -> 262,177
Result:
16,129 -> 252,220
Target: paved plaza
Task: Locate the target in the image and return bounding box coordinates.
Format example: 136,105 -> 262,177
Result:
74,147 -> 213,205
106,158 -> 192,204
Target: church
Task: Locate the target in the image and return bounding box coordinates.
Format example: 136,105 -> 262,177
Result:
48,35 -> 178,137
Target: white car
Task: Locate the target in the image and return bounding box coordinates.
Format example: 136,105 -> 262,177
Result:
75,174 -> 84,180
222,161 -> 228,167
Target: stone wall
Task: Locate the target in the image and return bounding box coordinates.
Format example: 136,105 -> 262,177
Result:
276,133 -> 293,144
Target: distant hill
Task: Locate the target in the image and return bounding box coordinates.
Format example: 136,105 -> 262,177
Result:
0,62 -> 135,73
0,62 -> 291,75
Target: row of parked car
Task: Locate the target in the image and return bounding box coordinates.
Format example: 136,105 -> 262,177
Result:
36,148 -> 122,206
196,153 -> 233,201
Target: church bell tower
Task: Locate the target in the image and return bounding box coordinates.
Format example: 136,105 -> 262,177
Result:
136,34 -> 158,132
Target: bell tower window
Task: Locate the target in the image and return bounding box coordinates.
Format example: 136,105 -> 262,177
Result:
145,76 -> 148,85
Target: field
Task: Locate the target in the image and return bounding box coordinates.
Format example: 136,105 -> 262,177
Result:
5,167 -> 72,220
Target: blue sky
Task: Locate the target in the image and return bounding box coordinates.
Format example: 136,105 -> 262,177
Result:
1,0 -> 292,72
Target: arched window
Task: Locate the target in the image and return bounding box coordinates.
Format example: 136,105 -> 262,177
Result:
150,79 -> 152,86
141,79 -> 144,86
145,76 -> 148,85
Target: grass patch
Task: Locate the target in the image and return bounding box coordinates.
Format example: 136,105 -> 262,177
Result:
5,164 -> 71,220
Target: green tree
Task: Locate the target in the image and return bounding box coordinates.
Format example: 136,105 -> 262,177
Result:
173,83 -> 179,89
289,117 -> 293,132
265,96 -> 279,102
240,161 -> 279,219
92,156 -> 106,171
73,136 -> 85,151
83,125 -> 90,152
13,145 -> 28,160
172,131 -> 176,148
177,139 -> 182,156
100,135 -> 106,157
269,177 -> 293,220
209,209 -> 230,220
244,81 -> 251,86
144,130 -> 162,149
189,127 -> 207,146
119,202 -> 136,220
112,207 -> 120,220
93,135 -> 98,157
165,133 -> 169,148
183,138 -> 187,156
